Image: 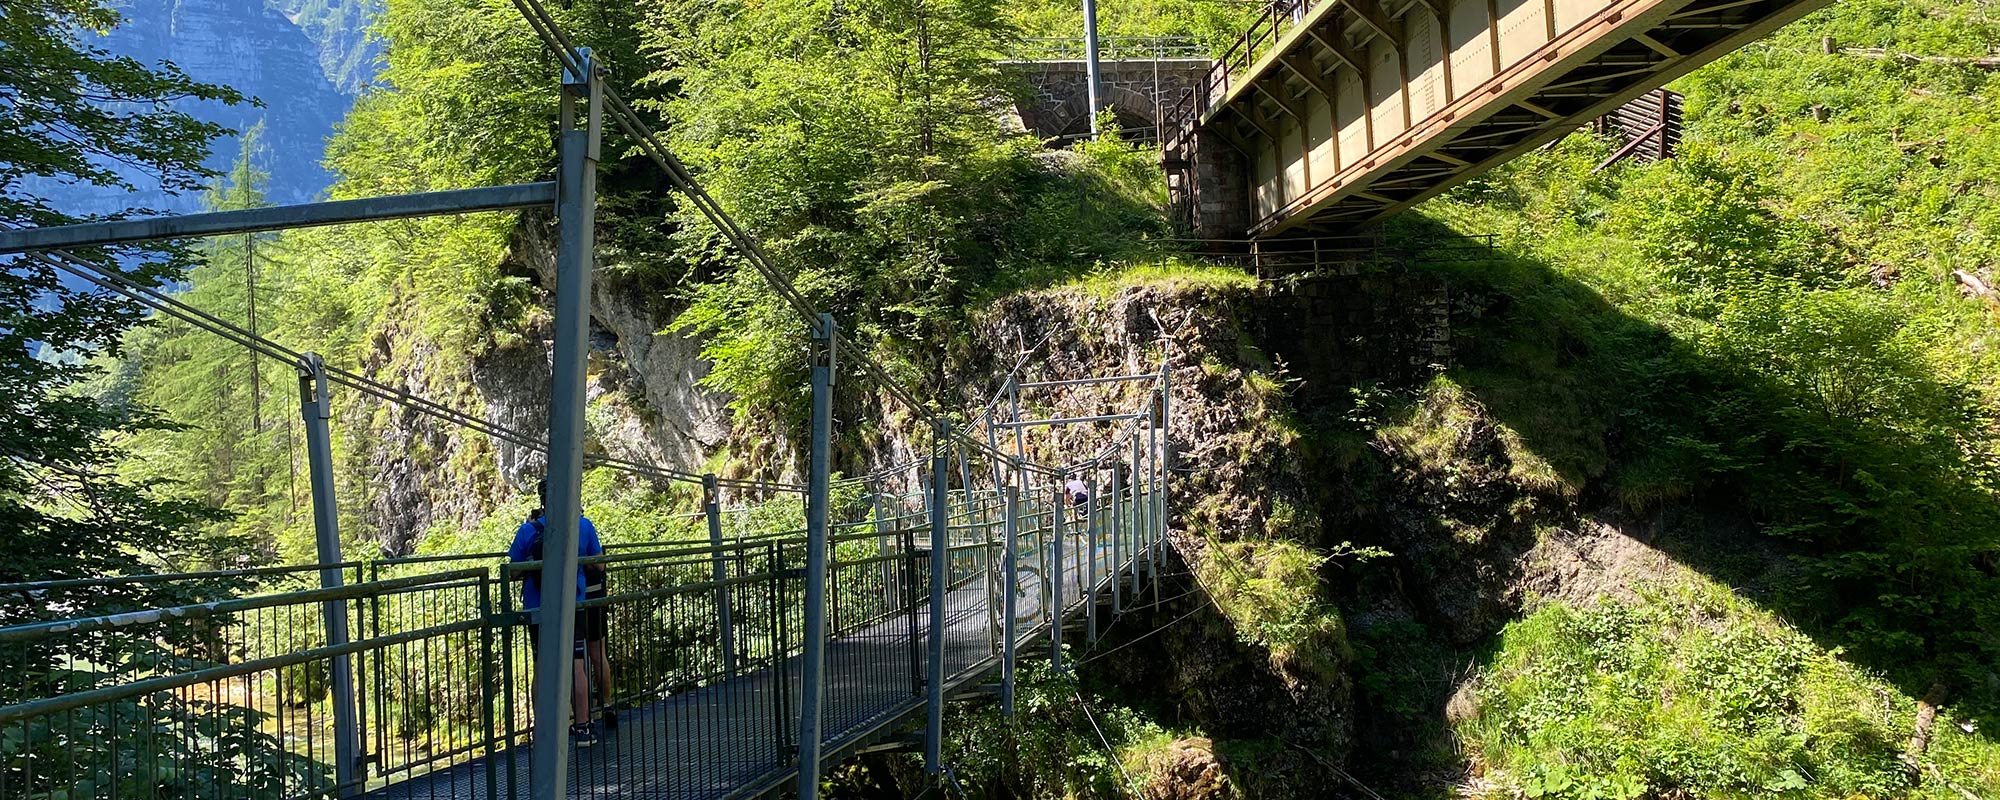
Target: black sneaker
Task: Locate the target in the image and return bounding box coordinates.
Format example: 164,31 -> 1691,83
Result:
570,722 -> 599,748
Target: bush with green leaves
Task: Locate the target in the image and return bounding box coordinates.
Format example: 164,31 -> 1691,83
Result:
1412,0 -> 2000,705
1196,537 -> 1347,678
1464,580 -> 1999,799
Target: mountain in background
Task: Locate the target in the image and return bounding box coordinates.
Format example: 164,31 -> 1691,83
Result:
27,0 -> 382,218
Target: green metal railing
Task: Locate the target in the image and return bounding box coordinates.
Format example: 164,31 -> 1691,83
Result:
0,458 -> 1168,800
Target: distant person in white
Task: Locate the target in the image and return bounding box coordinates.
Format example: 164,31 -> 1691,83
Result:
1064,475 -> 1088,508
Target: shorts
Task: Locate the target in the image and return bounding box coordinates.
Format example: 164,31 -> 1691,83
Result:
579,584 -> 609,642
527,607 -> 589,658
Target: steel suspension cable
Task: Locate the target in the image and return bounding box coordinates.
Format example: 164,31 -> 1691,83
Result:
27,247 -> 818,492
512,0 -> 1121,485
30,250 -> 308,365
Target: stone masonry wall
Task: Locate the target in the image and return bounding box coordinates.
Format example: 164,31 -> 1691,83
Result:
1009,58 -> 1209,140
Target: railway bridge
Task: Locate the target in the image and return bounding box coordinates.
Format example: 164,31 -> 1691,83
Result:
1162,0 -> 1831,237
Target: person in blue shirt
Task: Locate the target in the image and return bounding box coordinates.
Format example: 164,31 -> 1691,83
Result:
509,478 -> 606,747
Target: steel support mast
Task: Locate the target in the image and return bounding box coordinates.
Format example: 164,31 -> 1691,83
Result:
798,313 -> 838,798
298,354 -> 360,796
704,474 -> 738,676
528,48 -> 602,800
925,419 -> 951,774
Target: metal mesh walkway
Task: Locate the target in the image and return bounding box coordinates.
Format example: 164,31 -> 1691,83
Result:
361,576 -> 1013,800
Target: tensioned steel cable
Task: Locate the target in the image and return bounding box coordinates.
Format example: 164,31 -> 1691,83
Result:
33,247 -> 564,455
40,248 -> 560,453
967,331 -> 1057,432
31,250 -> 307,364
509,0 -> 954,424
28,247 -> 819,492
513,0 -> 1161,485
509,0 -> 820,324
514,0 -> 1151,485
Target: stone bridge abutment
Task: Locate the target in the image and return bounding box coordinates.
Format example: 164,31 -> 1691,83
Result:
1005,57 -> 1210,142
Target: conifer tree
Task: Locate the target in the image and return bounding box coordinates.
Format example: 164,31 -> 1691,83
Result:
1,0 -> 247,614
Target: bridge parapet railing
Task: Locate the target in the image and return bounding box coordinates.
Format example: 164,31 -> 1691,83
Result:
0,470 -> 1158,800
1148,233 -> 1500,277
1160,0 -> 1318,167
1007,35 -> 1213,62
538,540 -> 801,796
0,561 -> 365,629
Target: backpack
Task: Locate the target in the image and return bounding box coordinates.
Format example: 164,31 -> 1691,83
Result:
527,515 -> 608,586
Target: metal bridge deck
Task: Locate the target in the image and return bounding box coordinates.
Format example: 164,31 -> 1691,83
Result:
363,557 -> 1105,800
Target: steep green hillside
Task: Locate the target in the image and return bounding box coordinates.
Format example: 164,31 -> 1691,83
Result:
1336,0 -> 2000,795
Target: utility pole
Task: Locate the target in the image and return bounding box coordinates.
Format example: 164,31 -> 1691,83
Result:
1083,0 -> 1104,138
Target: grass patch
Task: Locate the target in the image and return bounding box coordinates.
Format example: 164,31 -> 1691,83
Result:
1196,537 -> 1348,681
1461,576 -> 2000,799
1052,258 -> 1258,299
1374,375 -> 1574,499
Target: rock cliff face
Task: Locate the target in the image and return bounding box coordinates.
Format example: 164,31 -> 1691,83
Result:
341,217 -> 748,552
271,0 -> 384,94
499,217 -> 741,475
30,0 -> 374,218
967,279 -> 1356,798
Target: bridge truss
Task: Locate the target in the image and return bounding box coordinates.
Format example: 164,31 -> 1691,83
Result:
1161,0 -> 1832,236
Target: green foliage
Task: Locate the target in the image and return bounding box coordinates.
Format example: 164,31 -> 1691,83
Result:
642,0 -> 1183,422
113,128 -> 309,563
1,0 -> 242,605
644,0 -> 1017,414
1049,257 -> 1256,300
1347,618 -> 1460,775
1415,33 -> 2000,703
1196,537 -> 1347,678
107,0 -> 669,557
0,694 -> 327,800
942,659 -> 1183,799
1380,4 -> 2000,785
1002,0 -> 1257,54
0,0 -> 248,225
1464,579 -> 2000,799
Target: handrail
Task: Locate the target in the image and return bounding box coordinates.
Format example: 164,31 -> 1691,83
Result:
1006,35 -> 1213,62
0,560 -> 363,594
0,567 -> 486,642
0,613 -> 491,725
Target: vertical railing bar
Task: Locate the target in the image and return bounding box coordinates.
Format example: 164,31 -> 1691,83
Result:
1001,485 -> 1020,716
1051,486 -> 1065,671
924,420 -> 949,775
1085,471 -> 1098,643
1111,455 -> 1124,613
